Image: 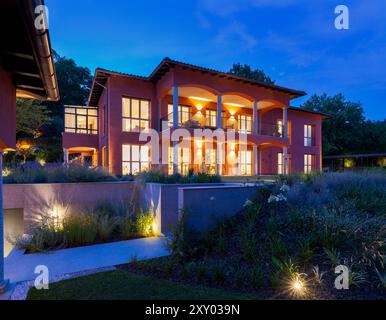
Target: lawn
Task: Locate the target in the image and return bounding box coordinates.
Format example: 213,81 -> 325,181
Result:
27,270 -> 259,300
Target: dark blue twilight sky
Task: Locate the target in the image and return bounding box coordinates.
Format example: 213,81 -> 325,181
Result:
46,0 -> 386,120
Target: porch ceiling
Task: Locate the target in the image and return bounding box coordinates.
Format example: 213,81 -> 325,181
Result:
166,87 -> 255,108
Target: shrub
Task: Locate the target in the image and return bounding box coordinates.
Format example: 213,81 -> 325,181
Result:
135,211 -> 156,237
62,213 -> 98,246
242,231 -> 259,263
196,264 -> 208,282
212,264 -> 226,285
135,168 -> 221,184
181,262 -> 196,279
14,213 -> 65,253
251,266 -> 264,289
3,164 -> 119,184
167,209 -> 200,259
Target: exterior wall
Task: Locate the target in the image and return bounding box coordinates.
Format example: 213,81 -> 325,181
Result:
62,133 -> 99,149
260,108 -> 323,174
0,65 -> 16,150
103,76 -> 157,174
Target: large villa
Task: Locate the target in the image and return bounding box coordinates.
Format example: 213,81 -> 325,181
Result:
62,58 -> 329,177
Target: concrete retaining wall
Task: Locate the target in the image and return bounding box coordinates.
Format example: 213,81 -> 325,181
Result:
3,182 -> 267,238
178,185 -> 264,234
140,183 -> 231,234
3,182 -> 137,231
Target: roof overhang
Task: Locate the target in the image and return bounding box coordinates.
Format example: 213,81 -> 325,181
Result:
289,107 -> 331,119
0,0 -> 59,101
88,58 -> 307,107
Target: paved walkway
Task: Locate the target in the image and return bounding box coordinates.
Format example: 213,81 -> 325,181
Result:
4,237 -> 170,284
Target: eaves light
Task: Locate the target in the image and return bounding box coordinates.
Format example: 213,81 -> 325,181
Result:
189,96 -> 212,102
224,102 -> 244,108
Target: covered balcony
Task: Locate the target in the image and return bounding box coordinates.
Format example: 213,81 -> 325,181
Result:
159,85 -> 292,176
159,85 -> 290,139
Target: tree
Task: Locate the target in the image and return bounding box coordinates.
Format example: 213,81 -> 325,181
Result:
301,93 -> 386,156
43,51 -> 93,137
16,99 -> 52,139
229,63 -> 275,85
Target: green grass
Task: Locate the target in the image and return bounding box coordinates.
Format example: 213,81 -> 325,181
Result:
27,270 -> 259,300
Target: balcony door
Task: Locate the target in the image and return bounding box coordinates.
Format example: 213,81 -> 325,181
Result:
168,104 -> 191,127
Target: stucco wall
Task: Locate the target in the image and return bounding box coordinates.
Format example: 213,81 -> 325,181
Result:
0,65 -> 16,150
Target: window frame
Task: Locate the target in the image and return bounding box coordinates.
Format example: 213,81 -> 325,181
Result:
304,154 -> 314,174
167,104 -> 191,127
168,146 -> 191,175
238,114 -> 253,134
64,106 -> 98,135
239,150 -> 252,176
122,144 -> 150,175
122,97 -> 151,133
278,152 -> 284,175
304,124 -> 315,147
205,109 -> 217,128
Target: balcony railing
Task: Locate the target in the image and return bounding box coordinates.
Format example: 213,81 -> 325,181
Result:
161,112 -> 291,139
161,112 -> 254,134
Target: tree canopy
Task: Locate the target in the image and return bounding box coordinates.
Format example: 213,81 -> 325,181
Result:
302,93 -> 386,156
16,99 -> 52,139
228,63 -> 275,85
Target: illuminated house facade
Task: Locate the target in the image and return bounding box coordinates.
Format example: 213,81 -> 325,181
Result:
63,58 -> 328,176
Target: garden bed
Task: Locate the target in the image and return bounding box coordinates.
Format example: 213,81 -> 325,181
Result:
118,172 -> 386,300
13,201 -> 158,254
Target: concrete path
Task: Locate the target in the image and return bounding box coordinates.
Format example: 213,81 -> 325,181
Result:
4,237 -> 170,284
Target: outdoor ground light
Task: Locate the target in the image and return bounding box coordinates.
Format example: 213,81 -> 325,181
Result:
287,274 -> 308,298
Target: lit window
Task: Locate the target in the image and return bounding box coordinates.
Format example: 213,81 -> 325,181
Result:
65,106 -> 98,134
278,152 -> 284,175
239,115 -> 252,134
205,147 -> 217,174
205,110 -> 217,128
122,98 -> 150,132
122,144 -> 149,175
304,154 -> 314,174
239,150 -> 252,176
277,120 -> 283,137
304,125 -> 314,147
167,104 -> 191,127
168,146 -> 191,175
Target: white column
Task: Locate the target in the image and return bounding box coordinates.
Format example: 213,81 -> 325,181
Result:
253,100 -> 259,134
217,95 -> 222,129
63,148 -> 68,167
283,107 -> 288,140
173,141 -> 178,175
0,150 -> 9,293
173,86 -> 179,129
253,146 -> 258,176
283,147 -> 288,175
